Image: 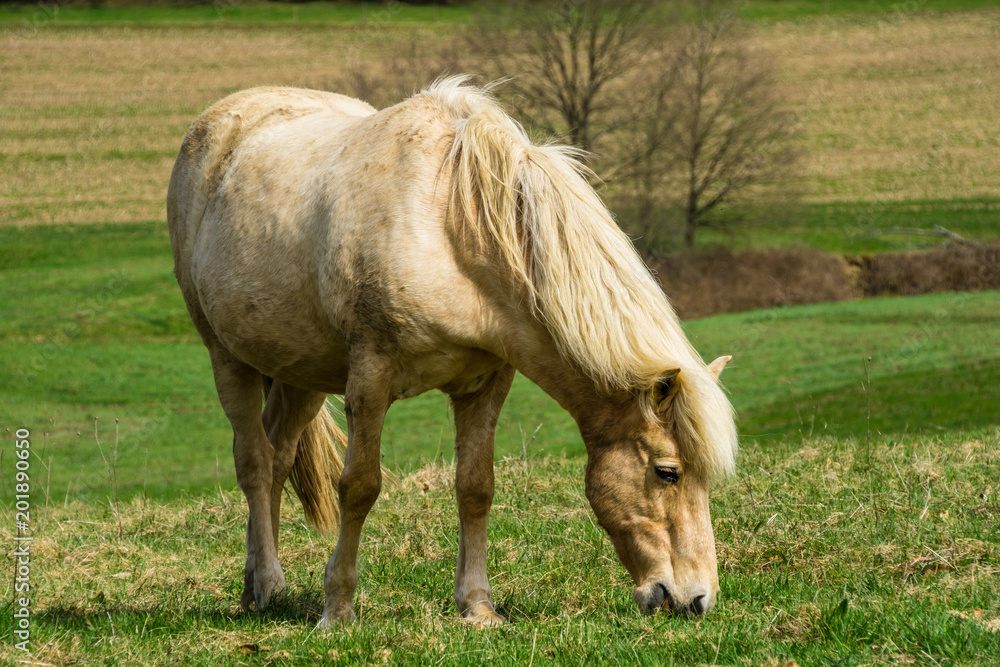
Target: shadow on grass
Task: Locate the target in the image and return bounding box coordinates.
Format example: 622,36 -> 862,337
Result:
32,586 -> 327,632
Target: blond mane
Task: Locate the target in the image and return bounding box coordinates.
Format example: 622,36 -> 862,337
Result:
424,77 -> 736,478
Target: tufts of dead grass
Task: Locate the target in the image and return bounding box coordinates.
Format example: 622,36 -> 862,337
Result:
763,602 -> 820,642
0,427 -> 997,664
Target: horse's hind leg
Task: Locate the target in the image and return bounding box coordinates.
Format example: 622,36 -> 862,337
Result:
208,347 -> 284,610
450,365 -> 515,627
261,381 -> 328,547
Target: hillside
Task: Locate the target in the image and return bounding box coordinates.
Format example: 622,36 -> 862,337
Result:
2,223 -> 999,504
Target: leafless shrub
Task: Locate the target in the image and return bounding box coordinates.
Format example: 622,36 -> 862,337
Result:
648,247 -> 854,319
469,0 -> 662,153
852,242 -> 1000,297
641,5 -> 801,250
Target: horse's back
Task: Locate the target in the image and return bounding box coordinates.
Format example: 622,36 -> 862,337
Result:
168,87 -> 375,270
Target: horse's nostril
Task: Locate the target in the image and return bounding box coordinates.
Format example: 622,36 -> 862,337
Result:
690,594 -> 707,616
657,583 -> 674,611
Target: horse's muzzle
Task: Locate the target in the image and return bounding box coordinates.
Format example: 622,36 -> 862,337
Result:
632,580 -> 716,617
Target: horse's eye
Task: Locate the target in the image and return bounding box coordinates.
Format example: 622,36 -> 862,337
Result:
654,466 -> 680,484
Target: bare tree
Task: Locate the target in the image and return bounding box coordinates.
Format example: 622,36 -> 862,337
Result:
656,9 -> 799,248
471,0 -> 660,155
330,35 -> 469,110
474,0 -> 800,252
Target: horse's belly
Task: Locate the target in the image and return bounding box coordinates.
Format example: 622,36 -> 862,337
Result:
210,305 -> 351,393
210,302 -> 501,398
395,347 -> 506,399
238,334 -> 350,393
192,245 -> 352,393
194,249 -> 499,398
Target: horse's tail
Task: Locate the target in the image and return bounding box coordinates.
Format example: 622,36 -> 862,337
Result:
288,399 -> 346,534
262,378 -> 345,534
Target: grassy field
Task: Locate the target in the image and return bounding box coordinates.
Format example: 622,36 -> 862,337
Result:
2,0 -> 999,25
0,2 -> 473,27
695,199 -> 1000,253
2,5 -> 1000,248
3,222 -> 1000,505
0,427 -> 997,665
2,4 -> 1000,664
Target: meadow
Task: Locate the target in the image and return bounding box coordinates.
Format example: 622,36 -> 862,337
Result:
2,2 -> 1000,665
2,219 -> 999,666
3,220 -> 1000,504
3,4 -> 999,237
0,426 -> 997,665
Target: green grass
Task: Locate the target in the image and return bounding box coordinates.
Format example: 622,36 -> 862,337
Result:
617,198 -> 1000,254
696,198 -> 1000,253
2,0 -> 998,27
736,0 -> 1000,19
685,292 -> 1000,441
1,221 -> 998,665
0,2 -> 472,27
3,222 -> 1000,508
1,428 -> 997,664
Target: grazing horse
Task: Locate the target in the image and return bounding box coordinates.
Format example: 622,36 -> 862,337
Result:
167,78 -> 737,628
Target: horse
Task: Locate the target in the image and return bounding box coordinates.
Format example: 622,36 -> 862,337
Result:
167,77 -> 737,628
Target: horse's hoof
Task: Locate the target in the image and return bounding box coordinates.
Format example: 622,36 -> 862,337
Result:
247,560 -> 285,610
240,587 -> 255,611
318,604 -> 357,629
460,601 -> 505,628
241,568 -> 256,610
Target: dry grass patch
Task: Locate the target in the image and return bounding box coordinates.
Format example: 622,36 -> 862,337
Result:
0,25 -> 464,225
758,11 -> 1000,202
2,26 -> 362,225
3,11 -> 1000,228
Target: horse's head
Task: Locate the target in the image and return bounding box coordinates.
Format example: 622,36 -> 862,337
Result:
581,355 -> 733,617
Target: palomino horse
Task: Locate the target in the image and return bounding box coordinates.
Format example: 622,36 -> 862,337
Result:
167,78 -> 737,627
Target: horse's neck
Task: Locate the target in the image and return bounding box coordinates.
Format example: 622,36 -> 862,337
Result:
454,240 -> 611,426
491,320 -> 608,426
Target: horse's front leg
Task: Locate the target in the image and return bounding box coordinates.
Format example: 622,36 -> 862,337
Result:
450,365 -> 515,626
318,354 -> 393,628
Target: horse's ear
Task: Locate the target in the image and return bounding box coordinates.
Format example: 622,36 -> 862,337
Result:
707,355 -> 732,380
652,368 -> 682,412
